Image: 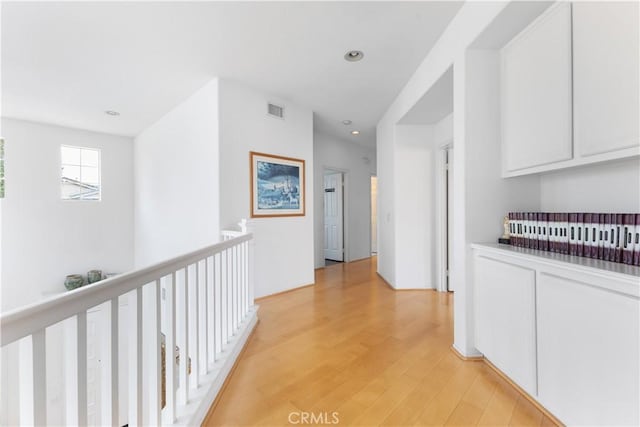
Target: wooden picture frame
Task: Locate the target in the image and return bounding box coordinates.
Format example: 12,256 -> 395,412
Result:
250,151 -> 305,217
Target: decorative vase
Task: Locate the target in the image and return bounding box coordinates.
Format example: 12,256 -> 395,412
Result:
87,270 -> 103,284
64,274 -> 85,291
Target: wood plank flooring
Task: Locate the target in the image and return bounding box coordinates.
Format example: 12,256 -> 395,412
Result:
203,257 -> 553,426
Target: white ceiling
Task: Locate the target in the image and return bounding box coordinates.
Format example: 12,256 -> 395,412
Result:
1,1 -> 463,148
398,66 -> 452,125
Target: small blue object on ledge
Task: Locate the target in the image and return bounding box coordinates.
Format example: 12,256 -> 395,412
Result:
64,274 -> 85,290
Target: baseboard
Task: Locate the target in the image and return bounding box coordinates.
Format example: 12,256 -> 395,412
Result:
451,352 -> 563,426
482,359 -> 563,426
376,273 -> 437,292
450,345 -> 484,361
178,306 -> 259,426
254,283 -> 315,301
200,313 -> 260,425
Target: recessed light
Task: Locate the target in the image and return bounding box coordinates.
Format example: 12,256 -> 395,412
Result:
344,50 -> 364,62
105,110 -> 120,116
342,120 -> 352,125
351,130 -> 360,135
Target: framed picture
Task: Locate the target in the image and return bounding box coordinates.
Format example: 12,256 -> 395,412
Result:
250,151 -> 305,217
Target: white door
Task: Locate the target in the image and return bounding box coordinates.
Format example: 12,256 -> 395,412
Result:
324,173 -> 344,261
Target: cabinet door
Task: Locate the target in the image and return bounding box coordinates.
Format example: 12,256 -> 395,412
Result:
573,2 -> 640,157
501,2 -> 573,173
537,273 -> 640,426
474,256 -> 537,395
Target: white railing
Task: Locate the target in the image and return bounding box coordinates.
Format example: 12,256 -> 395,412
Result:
0,232 -> 258,426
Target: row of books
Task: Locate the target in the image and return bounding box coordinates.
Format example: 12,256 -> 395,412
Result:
507,212 -> 640,266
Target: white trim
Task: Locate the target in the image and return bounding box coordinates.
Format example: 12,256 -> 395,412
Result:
471,243 -> 640,296
436,142 -> 453,292
322,167 -> 349,263
179,306 -> 258,427
370,174 -> 377,256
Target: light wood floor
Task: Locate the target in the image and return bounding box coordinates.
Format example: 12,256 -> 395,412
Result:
203,257 -> 554,426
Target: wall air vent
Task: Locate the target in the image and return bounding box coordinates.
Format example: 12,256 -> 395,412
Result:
267,103 -> 284,119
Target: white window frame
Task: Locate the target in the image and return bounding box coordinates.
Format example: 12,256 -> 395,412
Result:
60,145 -> 102,201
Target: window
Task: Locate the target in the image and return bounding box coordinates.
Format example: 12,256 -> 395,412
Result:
61,145 -> 101,200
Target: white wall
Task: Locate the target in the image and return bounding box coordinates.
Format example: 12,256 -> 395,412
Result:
376,2 -> 510,291
313,132 -> 376,268
0,118 -> 134,311
394,125 -> 436,289
451,50 -> 540,355
375,117 -> 397,285
433,112 -> 452,293
434,112 -> 453,145
218,79 -> 314,298
134,79 -> 219,267
381,114 -> 451,291
540,158 -> 640,213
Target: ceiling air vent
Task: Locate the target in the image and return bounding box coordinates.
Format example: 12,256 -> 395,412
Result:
267,103 -> 284,119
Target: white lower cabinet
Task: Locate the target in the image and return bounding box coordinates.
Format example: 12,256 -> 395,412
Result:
473,244 -> 640,425
474,256 -> 537,396
537,273 -> 640,426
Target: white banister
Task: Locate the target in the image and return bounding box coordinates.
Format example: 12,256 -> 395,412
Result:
178,267 -> 189,405
149,280 -> 162,425
190,263 -> 200,389
128,288 -> 143,426
164,272 -> 177,425
198,260 -> 207,377
0,232 -> 257,426
18,330 -> 47,426
100,298 -> 119,426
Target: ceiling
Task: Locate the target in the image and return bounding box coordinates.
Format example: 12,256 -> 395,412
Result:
1,1 -> 463,148
398,66 -> 452,125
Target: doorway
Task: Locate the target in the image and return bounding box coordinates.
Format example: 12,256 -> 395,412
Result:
324,171 -> 344,262
370,176 -> 378,255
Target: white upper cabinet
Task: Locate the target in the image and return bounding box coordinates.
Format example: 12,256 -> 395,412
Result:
501,1 -> 640,177
573,2 -> 640,157
501,2 -> 573,173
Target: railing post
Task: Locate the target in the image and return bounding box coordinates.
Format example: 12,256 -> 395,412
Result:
244,241 -> 249,315
190,264 -> 200,389
18,331 -> 46,426
212,254 -> 219,362
128,289 -> 143,426
100,298 -> 119,426
164,273 -> 177,424
178,268 -> 189,405
206,256 -> 213,367
233,245 -> 238,332
226,249 -> 231,341
200,259 -> 208,376
249,233 -> 255,307
148,281 -> 162,425
222,250 -> 228,346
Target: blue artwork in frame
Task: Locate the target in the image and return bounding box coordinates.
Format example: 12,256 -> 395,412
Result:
250,151 -> 305,217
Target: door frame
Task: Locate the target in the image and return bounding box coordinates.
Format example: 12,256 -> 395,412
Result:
323,167 -> 349,264
370,174 -> 377,256
436,141 -> 453,292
